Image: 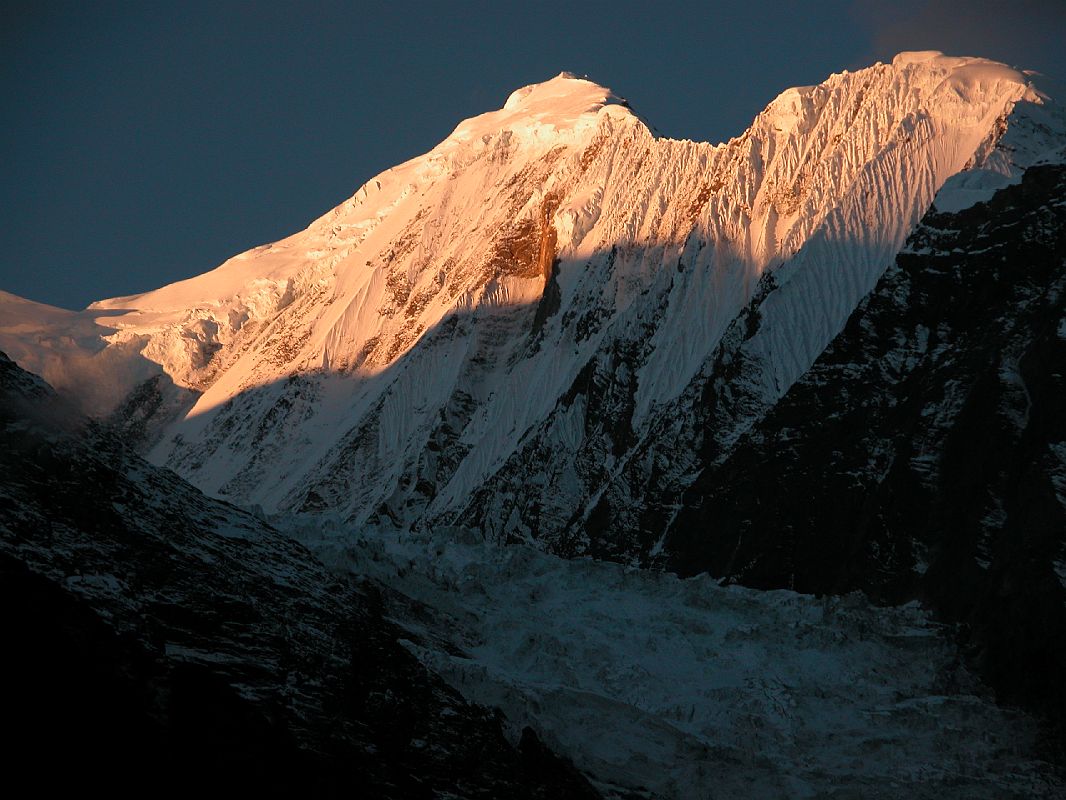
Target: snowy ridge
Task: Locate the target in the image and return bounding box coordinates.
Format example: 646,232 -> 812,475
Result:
4,54 -> 1064,540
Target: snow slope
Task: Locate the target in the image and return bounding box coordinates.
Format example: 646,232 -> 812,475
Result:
8,54 -> 1066,544
0,291 -> 164,415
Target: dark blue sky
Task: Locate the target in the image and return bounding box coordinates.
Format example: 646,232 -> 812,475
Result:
3,1 -> 1064,309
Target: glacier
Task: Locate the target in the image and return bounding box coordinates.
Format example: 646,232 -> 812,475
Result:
289,517 -> 1062,798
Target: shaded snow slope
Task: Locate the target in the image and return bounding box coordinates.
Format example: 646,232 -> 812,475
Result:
6,54 -> 1065,542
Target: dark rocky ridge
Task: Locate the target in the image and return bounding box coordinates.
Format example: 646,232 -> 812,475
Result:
662,164 -> 1066,737
0,353 -> 598,799
442,161 -> 1066,746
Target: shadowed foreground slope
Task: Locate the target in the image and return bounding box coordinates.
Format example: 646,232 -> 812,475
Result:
0,353 -> 597,799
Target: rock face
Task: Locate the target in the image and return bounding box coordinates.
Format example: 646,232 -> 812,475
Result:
663,164 -> 1066,733
0,353 -> 598,799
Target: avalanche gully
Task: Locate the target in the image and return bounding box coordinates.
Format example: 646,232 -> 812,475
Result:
2,51 -> 1066,797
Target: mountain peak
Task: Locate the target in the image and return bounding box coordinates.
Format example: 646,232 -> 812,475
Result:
889,50 -> 1035,94
443,72 -> 634,149
501,71 -> 621,111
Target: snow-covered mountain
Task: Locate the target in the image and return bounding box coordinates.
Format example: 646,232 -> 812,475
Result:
5,50 -> 1066,795
6,51 -> 1060,543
